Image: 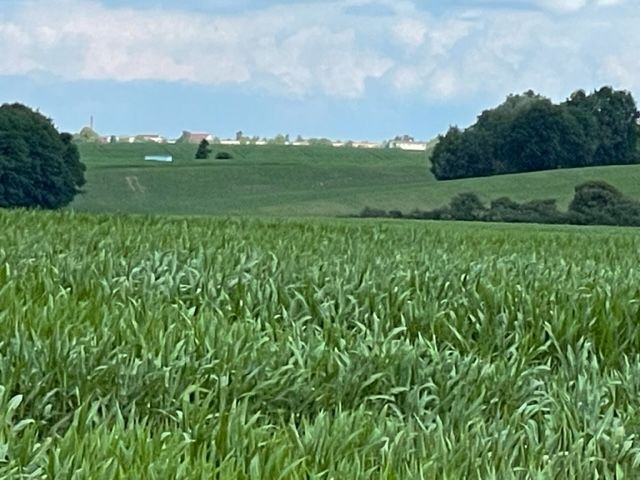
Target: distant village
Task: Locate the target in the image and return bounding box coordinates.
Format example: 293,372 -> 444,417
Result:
73,125 -> 433,152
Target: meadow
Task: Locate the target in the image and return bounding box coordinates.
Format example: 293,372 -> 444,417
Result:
2,209 -> 640,478
72,143 -> 640,217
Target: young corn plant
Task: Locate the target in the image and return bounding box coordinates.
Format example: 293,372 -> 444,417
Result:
1,209 -> 640,478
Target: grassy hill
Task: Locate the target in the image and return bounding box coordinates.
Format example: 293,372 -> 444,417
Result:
71,143 -> 640,217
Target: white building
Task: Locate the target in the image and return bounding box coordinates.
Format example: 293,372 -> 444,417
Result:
392,141 -> 429,152
352,141 -> 383,149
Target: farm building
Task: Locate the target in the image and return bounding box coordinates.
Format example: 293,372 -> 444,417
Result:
391,141 -> 429,152
179,131 -> 214,144
136,134 -> 166,143
219,139 -> 241,146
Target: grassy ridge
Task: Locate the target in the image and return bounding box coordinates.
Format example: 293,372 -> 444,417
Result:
2,210 -> 640,477
71,143 -> 640,217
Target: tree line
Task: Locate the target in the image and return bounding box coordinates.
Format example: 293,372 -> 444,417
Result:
431,87 -> 640,180
360,181 -> 640,227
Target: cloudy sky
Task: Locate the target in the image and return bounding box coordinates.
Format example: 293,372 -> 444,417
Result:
0,0 -> 637,140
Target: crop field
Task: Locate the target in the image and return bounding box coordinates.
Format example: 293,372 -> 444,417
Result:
2,209 -> 640,478
72,143 -> 640,217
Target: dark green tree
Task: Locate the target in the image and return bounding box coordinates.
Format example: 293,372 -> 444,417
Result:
0,103 -> 85,209
195,139 -> 211,159
60,132 -> 86,188
430,87 -> 640,180
564,87 -> 639,166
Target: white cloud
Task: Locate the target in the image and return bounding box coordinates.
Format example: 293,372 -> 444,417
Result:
532,0 -> 627,12
0,0 -> 638,103
392,19 -> 427,47
384,2 -> 640,102
532,0 -> 588,12
0,0 -> 392,98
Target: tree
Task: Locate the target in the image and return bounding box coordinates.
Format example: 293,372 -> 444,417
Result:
268,134 -> 288,145
195,139 -> 211,159
430,87 -> 640,180
60,132 -> 86,189
0,103 -> 85,209
564,87 -> 639,166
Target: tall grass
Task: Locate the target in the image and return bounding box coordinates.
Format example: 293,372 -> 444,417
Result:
1,210 -> 640,478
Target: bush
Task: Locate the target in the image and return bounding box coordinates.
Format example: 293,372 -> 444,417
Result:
447,193 -> 487,221
359,207 -> 388,218
569,181 -> 640,226
0,103 -> 85,209
215,151 -> 233,160
358,181 -> 640,227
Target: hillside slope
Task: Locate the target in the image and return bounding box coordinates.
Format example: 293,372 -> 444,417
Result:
71,143 -> 640,217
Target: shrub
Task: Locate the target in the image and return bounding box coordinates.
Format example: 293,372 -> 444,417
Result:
569,181 -> 640,226
215,151 -> 233,160
359,206 -> 388,218
447,193 -> 487,221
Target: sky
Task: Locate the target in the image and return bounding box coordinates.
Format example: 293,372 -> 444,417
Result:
0,0 -> 638,140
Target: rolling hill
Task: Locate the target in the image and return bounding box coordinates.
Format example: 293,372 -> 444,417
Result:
71,143 -> 640,217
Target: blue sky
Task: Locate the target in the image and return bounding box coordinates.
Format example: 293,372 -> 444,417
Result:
1,0 -> 637,140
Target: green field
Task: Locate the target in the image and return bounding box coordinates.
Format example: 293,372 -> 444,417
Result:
71,143 -> 640,217
3,210 -> 640,477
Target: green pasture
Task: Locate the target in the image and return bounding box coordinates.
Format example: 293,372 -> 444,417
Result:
2,210 -> 640,477
71,143 -> 640,217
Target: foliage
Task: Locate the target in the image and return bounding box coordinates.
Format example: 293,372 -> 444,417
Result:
431,87 -> 640,180
489,197 -> 566,224
2,210 -> 640,477
364,181 -> 640,227
195,139 -> 211,159
569,180 -> 640,226
359,206 -> 388,218
0,103 -> 86,209
215,151 -> 233,160
447,192 -> 487,221
306,138 -> 333,147
72,126 -> 101,144
267,134 -> 290,145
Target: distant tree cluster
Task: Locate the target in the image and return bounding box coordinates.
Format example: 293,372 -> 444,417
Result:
431,87 -> 640,180
360,181 -> 640,227
194,139 -> 234,160
0,103 -> 86,209
306,138 -> 333,147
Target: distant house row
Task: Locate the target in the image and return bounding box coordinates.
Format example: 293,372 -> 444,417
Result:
75,128 -> 431,151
